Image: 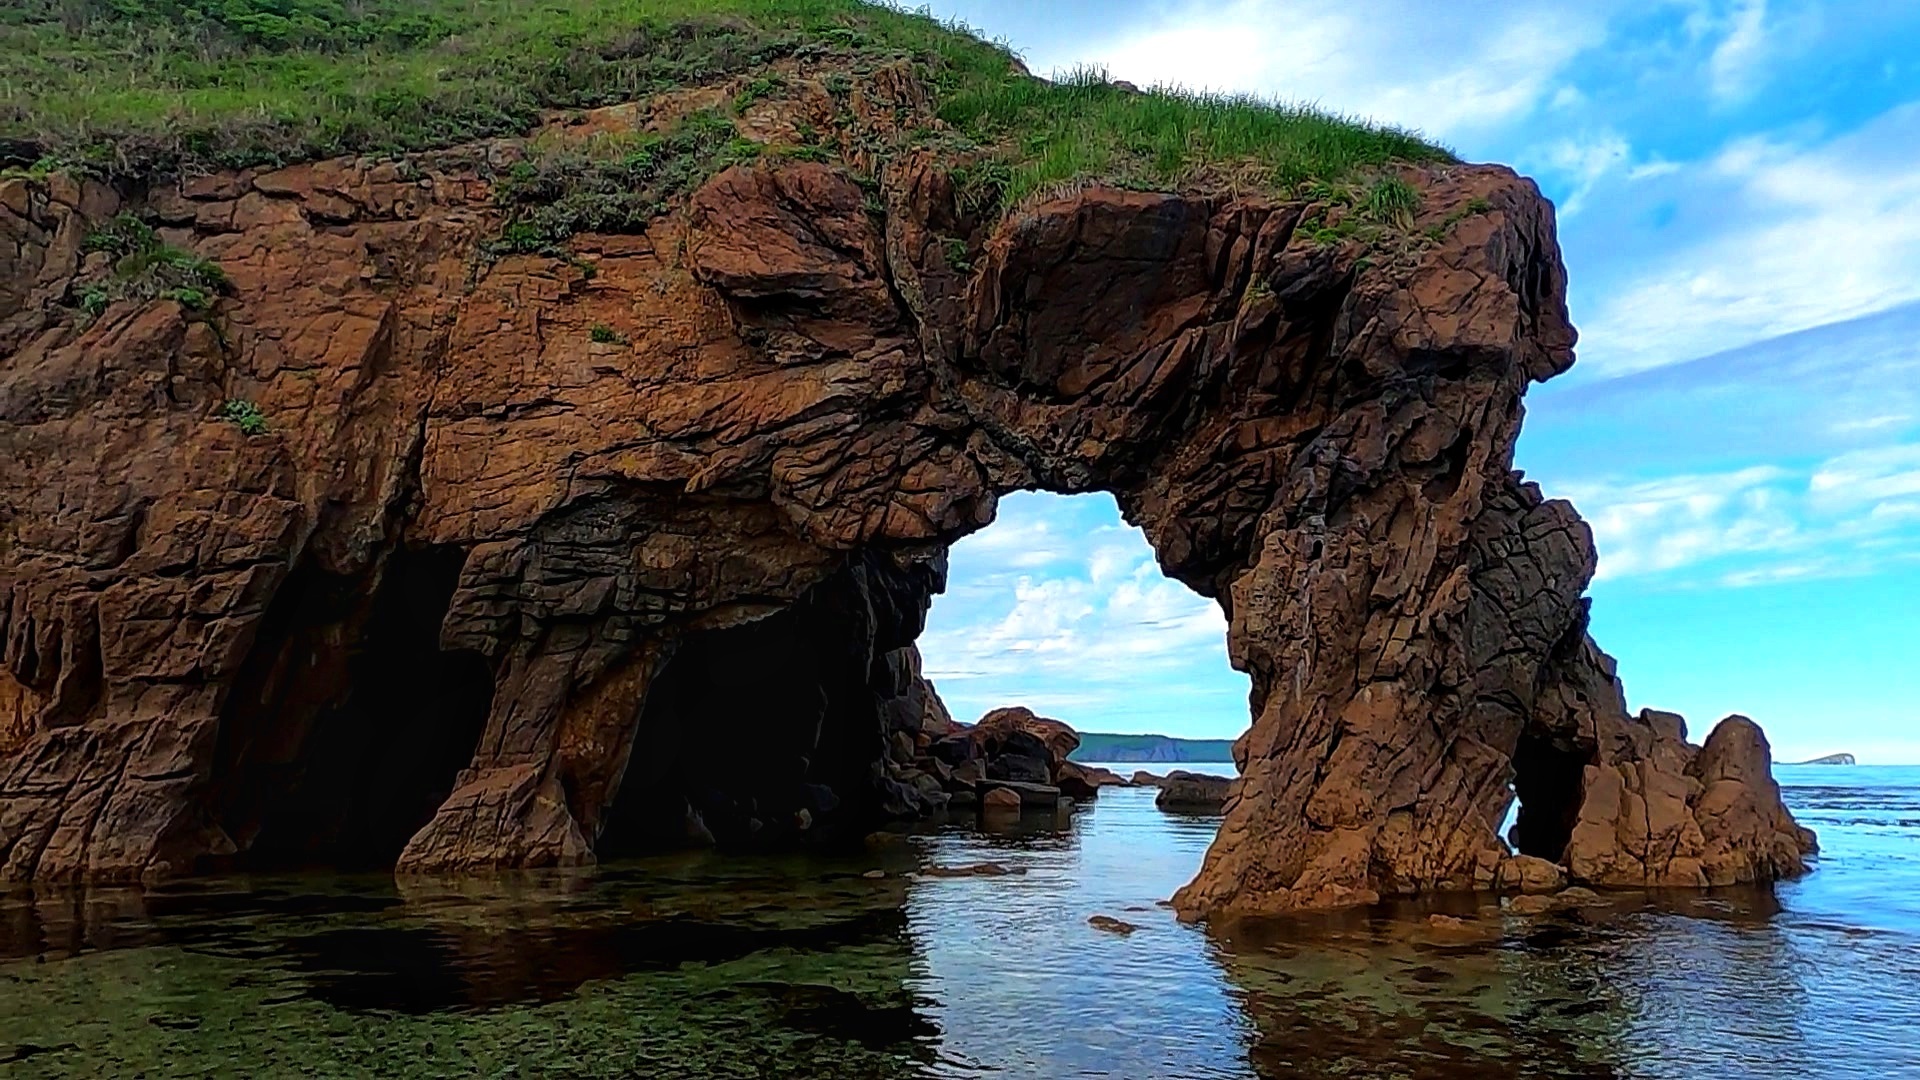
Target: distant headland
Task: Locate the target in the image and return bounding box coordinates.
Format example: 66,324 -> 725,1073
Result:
1791,754 -> 1858,766
1071,734 -> 1237,764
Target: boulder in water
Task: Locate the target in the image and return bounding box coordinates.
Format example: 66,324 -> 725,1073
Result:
1155,771 -> 1234,812
1496,855 -> 1567,895
980,780 -> 1061,809
980,787 -> 1023,815
1055,761 -> 1127,799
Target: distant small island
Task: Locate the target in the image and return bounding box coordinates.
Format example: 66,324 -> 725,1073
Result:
1790,753 -> 1857,766
1071,733 -> 1236,763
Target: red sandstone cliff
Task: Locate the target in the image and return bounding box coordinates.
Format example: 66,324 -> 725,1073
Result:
0,79 -> 1813,914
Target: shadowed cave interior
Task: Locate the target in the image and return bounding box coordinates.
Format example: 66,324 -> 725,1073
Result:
1508,730 -> 1593,863
200,501 -> 1598,878
595,550 -> 941,857
215,544 -> 494,870
597,592 -> 869,857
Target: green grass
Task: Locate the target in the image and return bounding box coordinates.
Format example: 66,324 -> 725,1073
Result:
731,73 -> 787,113
1360,174 -> 1420,228
938,65 -> 1445,208
2,1 -> 1451,213
77,212 -> 228,313
487,110 -> 756,256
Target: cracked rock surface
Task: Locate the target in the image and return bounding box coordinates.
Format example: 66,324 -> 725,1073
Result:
0,136 -> 1812,915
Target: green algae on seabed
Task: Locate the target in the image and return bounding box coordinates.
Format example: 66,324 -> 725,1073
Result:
3,940 -> 934,1078
7,782 -> 1918,1079
0,859 -> 941,1079
1209,902 -> 1638,1078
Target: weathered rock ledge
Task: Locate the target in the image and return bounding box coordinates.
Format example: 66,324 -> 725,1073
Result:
0,114 -> 1813,914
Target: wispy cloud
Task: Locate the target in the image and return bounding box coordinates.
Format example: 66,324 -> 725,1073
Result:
919,493 -> 1245,733
1019,0 -> 1613,142
1565,101 -> 1920,376
1540,129 -> 1633,216
1810,443 -> 1920,506
1708,0 -> 1774,103
1551,441 -> 1920,587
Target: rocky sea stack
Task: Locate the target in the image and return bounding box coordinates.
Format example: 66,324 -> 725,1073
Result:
0,0 -> 1812,917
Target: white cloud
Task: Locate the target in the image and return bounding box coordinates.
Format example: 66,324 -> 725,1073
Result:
923,560 -> 1226,680
1709,0 -> 1773,102
1626,159 -> 1682,181
1573,101 -> 1920,376
1541,129 -> 1632,216
1550,85 -> 1588,111
918,493 -> 1244,730
1024,0 -> 1615,142
1809,444 -> 1920,506
1830,413 -> 1912,435
1565,467 -> 1797,580
955,513 -> 1073,568
1550,440 -> 1920,586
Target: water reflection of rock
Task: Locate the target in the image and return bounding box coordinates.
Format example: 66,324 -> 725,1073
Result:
939,802 -> 1077,852
1204,889 -> 1824,1079
351,861 -> 915,1011
3,857 -> 952,1078
0,883 -> 161,961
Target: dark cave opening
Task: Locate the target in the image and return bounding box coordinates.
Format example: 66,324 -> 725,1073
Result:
596,555 -> 934,858
220,544 -> 494,870
1508,731 -> 1591,863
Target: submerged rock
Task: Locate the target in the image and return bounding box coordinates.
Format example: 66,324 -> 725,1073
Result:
1424,914 -> 1495,940
1087,914 -> 1139,935
920,862 -> 1025,878
979,780 -> 1062,809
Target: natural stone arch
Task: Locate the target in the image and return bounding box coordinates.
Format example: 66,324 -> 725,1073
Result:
382,156 -> 1809,913
396,157 -> 1568,901
0,150 -> 1812,914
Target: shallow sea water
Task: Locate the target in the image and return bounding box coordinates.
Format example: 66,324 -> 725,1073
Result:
2,764 -> 1916,1079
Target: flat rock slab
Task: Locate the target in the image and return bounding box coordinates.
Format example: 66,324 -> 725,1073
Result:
977,780 -> 1063,807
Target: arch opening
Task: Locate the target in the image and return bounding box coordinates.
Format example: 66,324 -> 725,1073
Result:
1507,731 -> 1591,863
914,491 -> 1248,788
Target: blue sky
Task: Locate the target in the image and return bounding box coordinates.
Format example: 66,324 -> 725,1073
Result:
912,0 -> 1920,763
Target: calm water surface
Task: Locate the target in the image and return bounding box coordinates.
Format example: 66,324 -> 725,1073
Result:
2,764 -> 1916,1078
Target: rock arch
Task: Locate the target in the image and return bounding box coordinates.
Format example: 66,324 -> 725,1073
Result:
0,153 -> 1812,915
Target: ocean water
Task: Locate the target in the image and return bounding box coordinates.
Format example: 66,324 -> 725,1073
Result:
1,764 -> 1916,1079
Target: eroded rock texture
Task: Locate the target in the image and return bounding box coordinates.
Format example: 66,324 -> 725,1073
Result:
0,124 -> 1812,912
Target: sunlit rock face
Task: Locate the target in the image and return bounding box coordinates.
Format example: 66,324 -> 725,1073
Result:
0,132 -> 1810,911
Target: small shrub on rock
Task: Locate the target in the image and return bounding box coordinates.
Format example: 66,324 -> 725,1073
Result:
75,213 -> 226,316
220,399 -> 267,436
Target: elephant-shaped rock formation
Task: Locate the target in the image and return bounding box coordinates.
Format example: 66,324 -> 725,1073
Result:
0,139 -> 1812,916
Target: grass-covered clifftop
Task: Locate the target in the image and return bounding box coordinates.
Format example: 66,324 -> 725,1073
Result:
1,0 -> 1449,205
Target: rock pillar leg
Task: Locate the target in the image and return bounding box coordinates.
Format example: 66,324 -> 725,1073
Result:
396,639 -> 664,873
